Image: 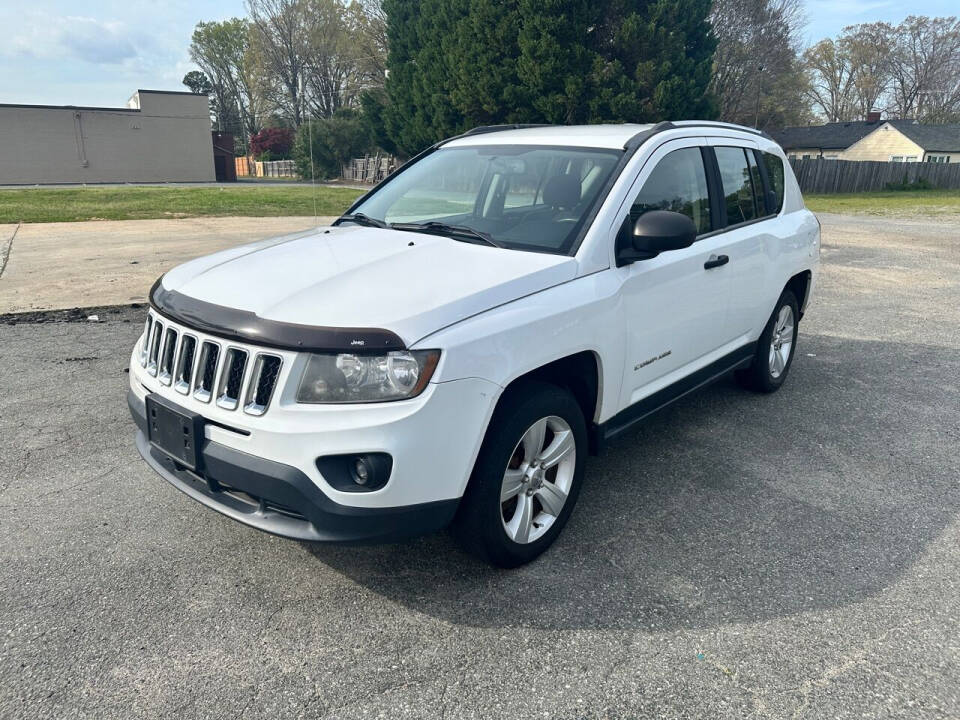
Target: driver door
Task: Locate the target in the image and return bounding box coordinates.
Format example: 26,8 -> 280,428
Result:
615,138 -> 732,412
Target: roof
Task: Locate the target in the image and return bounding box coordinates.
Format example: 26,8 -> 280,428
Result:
772,118 -> 960,152
0,89 -> 204,114
887,120 -> 960,152
770,121 -> 882,150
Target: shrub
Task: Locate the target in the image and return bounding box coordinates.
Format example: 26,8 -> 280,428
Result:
293,111 -> 374,180
250,127 -> 295,160
884,175 -> 935,191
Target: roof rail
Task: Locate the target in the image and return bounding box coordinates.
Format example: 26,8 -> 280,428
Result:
623,121 -> 675,150
671,120 -> 772,140
461,123 -> 551,136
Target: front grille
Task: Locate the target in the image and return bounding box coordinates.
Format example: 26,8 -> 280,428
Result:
140,311 -> 284,416
244,355 -> 283,416
216,348 -> 248,410
174,335 -> 197,395
146,321 -> 164,376
158,328 -> 178,385
139,317 -> 152,366
194,341 -> 220,403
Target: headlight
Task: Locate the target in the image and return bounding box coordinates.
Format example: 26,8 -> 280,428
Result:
296,350 -> 440,403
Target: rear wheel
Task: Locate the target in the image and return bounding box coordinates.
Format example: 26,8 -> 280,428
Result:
453,382 -> 586,567
736,289 -> 799,393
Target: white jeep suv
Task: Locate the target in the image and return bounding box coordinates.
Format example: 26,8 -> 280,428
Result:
128,121 -> 819,566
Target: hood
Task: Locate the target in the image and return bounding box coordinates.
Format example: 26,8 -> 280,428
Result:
160,225 -> 578,346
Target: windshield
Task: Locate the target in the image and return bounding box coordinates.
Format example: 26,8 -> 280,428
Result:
346,145 -> 623,254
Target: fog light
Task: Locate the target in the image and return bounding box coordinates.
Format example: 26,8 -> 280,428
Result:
315,452 -> 393,493
353,458 -> 370,485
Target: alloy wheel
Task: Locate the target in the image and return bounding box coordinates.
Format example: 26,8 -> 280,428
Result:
500,415 -> 577,544
769,305 -> 795,379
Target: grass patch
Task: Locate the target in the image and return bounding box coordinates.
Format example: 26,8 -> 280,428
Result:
804,189 -> 960,216
0,185 -> 365,224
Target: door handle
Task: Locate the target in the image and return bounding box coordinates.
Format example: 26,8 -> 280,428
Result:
704,254 -> 729,270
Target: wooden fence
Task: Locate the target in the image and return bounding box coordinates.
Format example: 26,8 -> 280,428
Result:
342,154 -> 396,184
790,158 -> 960,194
234,157 -> 298,178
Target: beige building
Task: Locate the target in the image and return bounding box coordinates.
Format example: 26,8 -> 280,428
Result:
773,115 -> 960,164
0,90 -> 215,184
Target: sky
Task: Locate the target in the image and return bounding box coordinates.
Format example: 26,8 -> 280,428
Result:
0,0 -> 957,108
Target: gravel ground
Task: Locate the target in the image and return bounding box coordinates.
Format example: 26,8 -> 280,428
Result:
1,213 -> 958,719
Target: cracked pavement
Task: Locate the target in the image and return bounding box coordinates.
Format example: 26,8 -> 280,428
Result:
1,213 -> 959,718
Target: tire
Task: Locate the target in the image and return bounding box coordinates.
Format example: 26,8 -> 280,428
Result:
736,289 -> 799,393
453,381 -> 587,568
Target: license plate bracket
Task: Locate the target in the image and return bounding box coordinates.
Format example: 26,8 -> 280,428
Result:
145,394 -> 204,471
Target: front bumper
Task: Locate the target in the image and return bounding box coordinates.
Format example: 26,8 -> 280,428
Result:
129,391 -> 459,543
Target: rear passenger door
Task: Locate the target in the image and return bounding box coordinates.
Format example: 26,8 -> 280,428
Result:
705,140 -> 782,339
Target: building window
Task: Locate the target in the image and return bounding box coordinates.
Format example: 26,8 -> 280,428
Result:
891,156 -> 904,162
906,156 -> 918,162
927,155 -> 950,163
802,154 -> 812,160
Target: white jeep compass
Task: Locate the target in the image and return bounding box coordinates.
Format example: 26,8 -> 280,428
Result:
128,121 -> 819,567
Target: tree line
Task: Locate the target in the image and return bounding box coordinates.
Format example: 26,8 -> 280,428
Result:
183,1 -> 960,177
805,16 -> 960,123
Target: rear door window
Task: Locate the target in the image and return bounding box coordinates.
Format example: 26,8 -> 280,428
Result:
714,146 -> 759,226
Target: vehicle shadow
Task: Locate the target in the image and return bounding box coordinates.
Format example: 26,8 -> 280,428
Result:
305,333 -> 960,631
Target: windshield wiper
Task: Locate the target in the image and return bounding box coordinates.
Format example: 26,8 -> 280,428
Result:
389,221 -> 502,248
338,212 -> 388,229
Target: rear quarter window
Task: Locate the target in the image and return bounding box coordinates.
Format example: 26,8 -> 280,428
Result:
762,152 -> 785,213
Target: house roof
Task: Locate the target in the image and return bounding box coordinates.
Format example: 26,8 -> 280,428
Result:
770,121 -> 882,150
888,120 -> 960,152
772,119 -> 960,153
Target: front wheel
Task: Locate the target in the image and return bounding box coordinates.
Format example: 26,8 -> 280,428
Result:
736,289 -> 799,393
453,382 -> 587,567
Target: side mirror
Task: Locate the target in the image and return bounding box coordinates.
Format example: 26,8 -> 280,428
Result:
617,210 -> 697,265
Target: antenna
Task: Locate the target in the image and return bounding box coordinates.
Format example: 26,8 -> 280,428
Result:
307,112 -> 318,226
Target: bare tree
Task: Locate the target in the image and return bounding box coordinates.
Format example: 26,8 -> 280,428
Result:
350,0 -> 388,83
803,38 -> 855,122
842,22 -> 894,119
246,0 -> 386,125
247,0 -> 312,126
710,0 -> 810,129
302,0 -> 364,118
888,15 -> 960,121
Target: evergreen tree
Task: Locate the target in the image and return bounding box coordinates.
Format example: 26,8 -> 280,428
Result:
516,0 -> 597,124
381,0 -> 718,155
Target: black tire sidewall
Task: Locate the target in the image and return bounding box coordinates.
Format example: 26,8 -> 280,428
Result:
457,382 -> 587,567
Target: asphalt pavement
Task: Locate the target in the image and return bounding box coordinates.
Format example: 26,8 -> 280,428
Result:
1,214 -> 958,718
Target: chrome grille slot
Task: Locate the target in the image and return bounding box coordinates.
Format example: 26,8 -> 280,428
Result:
139,316 -> 152,367
158,328 -> 178,385
244,355 -> 282,416
216,348 -> 248,411
193,341 -> 221,403
174,335 -> 197,395
146,320 -> 164,376
140,310 -> 286,417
